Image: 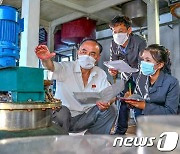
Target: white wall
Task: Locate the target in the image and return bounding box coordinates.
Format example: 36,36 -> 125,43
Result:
98,38 -> 113,82
160,23 -> 180,81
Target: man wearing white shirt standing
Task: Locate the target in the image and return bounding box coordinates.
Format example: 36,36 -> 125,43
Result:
35,39 -> 117,134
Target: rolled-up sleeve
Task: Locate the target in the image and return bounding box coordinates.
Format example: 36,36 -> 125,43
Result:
143,79 -> 180,115
51,62 -> 66,82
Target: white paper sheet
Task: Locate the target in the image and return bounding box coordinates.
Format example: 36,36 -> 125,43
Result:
73,80 -> 125,104
103,60 -> 139,73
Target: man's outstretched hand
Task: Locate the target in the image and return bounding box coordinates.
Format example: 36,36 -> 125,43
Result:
35,45 -> 56,60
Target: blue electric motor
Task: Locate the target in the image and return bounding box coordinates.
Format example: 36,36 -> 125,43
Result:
0,5 -> 23,67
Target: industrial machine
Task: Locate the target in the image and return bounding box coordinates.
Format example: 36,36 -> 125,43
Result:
0,5 -> 66,139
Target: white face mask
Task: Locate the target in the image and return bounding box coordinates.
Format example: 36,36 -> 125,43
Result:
113,32 -> 129,45
78,55 -> 96,69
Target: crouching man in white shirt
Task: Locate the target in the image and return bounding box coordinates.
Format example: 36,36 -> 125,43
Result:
35,39 -> 117,134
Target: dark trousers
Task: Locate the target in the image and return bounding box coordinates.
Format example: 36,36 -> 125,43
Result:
115,101 -> 129,134
52,105 -> 117,134
115,77 -> 136,135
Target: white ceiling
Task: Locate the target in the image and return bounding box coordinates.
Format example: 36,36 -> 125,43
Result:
2,0 -> 170,30
1,0 -> 136,29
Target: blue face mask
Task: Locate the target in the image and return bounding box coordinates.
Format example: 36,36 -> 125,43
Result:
140,61 -> 156,76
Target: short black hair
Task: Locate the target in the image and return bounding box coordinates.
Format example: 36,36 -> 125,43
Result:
79,38 -> 103,54
109,15 -> 132,29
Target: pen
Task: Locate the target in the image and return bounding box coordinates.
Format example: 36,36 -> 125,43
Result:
113,76 -> 116,83
129,82 -> 132,96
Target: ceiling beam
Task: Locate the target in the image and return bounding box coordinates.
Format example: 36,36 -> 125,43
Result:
50,0 -> 112,22
50,0 -> 126,27
51,12 -> 85,27
51,0 -> 85,12
89,14 -> 110,23
51,0 -> 127,14
85,0 -> 130,13
111,6 -> 122,12
40,19 -> 49,27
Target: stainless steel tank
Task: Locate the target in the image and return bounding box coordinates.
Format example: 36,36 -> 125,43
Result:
122,0 -> 147,27
0,135 -> 163,154
0,101 -> 68,139
137,115 -> 180,153
0,102 -> 60,130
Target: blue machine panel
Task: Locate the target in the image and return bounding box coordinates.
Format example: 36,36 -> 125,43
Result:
0,5 -> 23,67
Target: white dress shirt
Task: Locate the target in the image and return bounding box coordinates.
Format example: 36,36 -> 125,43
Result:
51,61 -> 110,117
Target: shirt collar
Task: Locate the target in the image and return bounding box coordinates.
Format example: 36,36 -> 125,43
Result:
89,69 -> 97,77
119,36 -> 130,53
126,34 -> 133,49
148,71 -> 165,94
74,61 -> 81,73
119,45 -> 127,52
153,71 -> 165,87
